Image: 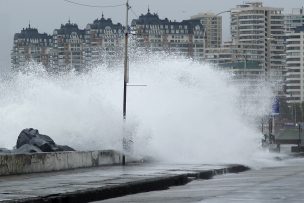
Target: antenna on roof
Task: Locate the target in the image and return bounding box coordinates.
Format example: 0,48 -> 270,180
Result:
28,20 -> 31,28
148,5 -> 150,13
68,17 -> 71,24
102,12 -> 104,18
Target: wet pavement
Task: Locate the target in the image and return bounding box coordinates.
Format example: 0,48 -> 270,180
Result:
94,159 -> 304,203
0,163 -> 237,202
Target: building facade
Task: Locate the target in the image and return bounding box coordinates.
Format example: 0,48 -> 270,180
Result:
230,2 -> 285,82
131,9 -> 205,60
191,12 -> 222,48
285,26 -> 304,103
51,21 -> 85,71
284,8 -> 304,34
11,24 -> 52,69
85,14 -> 124,66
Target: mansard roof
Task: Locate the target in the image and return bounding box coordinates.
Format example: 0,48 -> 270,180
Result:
89,14 -> 123,30
131,10 -> 204,33
14,25 -> 51,40
131,9 -> 169,26
55,21 -> 85,36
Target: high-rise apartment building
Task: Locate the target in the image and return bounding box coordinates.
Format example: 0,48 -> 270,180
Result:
285,26 -> 304,103
131,9 -> 205,60
85,14 -> 124,66
191,12 -> 222,48
230,2 -> 285,82
284,8 -> 304,33
52,21 -> 85,71
11,24 -> 52,69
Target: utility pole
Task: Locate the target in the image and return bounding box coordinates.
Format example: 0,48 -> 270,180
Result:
122,0 -> 130,165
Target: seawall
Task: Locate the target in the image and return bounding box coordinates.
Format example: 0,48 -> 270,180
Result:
0,150 -> 123,176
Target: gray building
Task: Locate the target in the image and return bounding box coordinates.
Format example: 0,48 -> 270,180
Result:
131,9 -> 205,60
11,24 -> 52,69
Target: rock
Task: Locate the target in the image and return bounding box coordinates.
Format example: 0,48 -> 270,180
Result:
57,145 -> 75,151
14,144 -> 42,153
0,148 -> 11,154
16,128 -> 75,152
16,128 -> 38,149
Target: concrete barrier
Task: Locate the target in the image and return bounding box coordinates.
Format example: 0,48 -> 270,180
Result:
0,150 -> 123,176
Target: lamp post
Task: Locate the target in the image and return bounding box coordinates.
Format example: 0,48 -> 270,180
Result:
289,92 -> 296,125
122,0 -> 130,165
297,123 -> 301,149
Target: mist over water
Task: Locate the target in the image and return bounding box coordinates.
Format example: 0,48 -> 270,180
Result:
0,54 -> 280,167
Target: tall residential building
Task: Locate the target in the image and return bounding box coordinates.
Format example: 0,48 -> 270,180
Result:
230,2 -> 285,82
131,9 -> 205,60
52,21 -> 85,71
284,8 -> 304,33
191,12 -> 222,48
11,24 -> 52,69
85,14 -> 124,66
285,26 -> 304,103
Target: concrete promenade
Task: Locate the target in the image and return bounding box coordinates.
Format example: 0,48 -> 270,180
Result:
96,159 -> 304,203
0,163 -> 248,203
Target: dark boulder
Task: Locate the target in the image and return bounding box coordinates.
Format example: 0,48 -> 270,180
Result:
16,128 -> 75,153
57,145 -> 75,152
15,144 -> 42,153
0,148 -> 11,154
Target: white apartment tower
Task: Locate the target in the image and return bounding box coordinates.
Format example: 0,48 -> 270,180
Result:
284,8 -> 304,33
285,26 -> 304,103
230,2 -> 285,82
191,12 -> 222,48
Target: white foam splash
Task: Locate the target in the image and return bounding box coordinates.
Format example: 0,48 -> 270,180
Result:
0,55 -> 278,167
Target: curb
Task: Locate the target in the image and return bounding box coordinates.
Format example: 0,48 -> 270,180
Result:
9,164 -> 249,203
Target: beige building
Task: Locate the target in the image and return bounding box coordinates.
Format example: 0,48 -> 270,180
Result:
85,14 -> 124,66
52,21 -> 86,72
191,12 -> 222,49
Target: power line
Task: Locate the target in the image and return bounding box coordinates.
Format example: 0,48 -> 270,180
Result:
63,0 -> 124,8
130,7 -> 138,18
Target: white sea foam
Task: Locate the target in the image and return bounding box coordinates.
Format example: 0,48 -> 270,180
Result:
0,54 -> 279,167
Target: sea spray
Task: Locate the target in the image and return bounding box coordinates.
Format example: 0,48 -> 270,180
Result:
0,54 -> 277,166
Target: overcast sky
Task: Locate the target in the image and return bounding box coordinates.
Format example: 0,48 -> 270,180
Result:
0,0 -> 303,71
